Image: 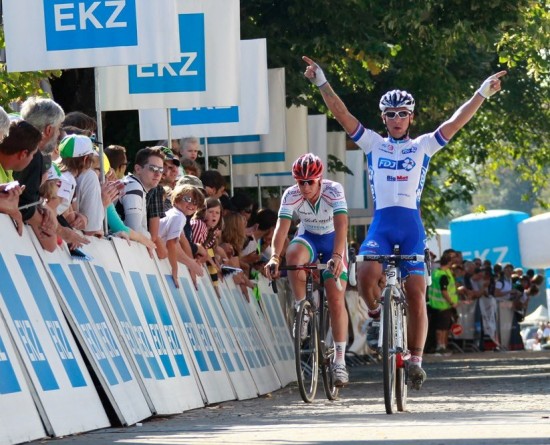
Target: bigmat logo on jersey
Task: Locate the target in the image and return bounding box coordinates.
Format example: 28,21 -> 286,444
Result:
44,0 -> 138,51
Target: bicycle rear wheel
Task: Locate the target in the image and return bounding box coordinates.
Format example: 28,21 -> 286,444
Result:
395,300 -> 408,412
320,298 -> 339,400
295,299 -> 319,403
382,286 -> 397,414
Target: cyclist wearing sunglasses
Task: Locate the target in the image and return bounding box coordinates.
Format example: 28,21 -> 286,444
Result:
303,55 -> 506,390
265,153 -> 350,387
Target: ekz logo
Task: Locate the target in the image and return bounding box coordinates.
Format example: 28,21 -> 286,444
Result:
128,14 -> 206,94
44,0 -> 138,51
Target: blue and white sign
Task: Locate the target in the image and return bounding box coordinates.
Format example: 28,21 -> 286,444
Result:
450,210 -> 529,266
3,0 -> 179,72
97,0 -> 240,111
139,39 -> 269,140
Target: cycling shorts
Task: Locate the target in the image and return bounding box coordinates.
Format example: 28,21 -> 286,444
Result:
358,207 -> 425,278
290,230 -> 348,281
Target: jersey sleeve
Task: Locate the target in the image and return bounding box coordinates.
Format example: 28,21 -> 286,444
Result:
278,185 -> 301,220
419,128 -> 449,157
349,123 -> 385,156
324,181 -> 348,215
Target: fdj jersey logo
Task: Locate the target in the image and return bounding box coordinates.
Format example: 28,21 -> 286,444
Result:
128,14 -> 206,94
44,0 -> 138,51
378,157 -> 416,171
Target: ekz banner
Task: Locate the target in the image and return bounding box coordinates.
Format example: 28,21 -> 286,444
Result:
96,0 -> 240,111
3,0 -> 180,72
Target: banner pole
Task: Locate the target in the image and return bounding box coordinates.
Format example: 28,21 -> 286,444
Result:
166,109 -> 172,150
94,67 -> 108,235
229,155 -> 234,196
204,138 -> 209,171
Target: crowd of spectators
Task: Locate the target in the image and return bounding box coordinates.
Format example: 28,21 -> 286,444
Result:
0,99 -> 279,299
427,248 -> 543,354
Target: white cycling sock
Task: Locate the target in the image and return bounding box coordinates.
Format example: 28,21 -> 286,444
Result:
334,342 -> 346,365
410,355 -> 423,367
294,299 -> 305,311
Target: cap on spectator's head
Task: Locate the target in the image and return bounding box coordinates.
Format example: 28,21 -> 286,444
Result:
177,174 -> 205,192
59,134 -> 96,158
47,163 -> 62,181
159,146 -> 180,166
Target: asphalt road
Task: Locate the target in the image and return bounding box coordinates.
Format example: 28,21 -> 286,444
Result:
30,351 -> 550,445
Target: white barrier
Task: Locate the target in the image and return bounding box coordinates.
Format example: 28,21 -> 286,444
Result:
195,276 -> 259,400
257,276 -> 296,386
0,218 -> 109,438
112,239 -> 206,412
218,280 -> 281,394
0,310 -> 45,445
0,214 -> 296,443
33,237 -> 152,426
154,258 -> 236,404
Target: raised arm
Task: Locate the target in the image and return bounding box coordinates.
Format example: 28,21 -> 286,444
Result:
303,56 -> 359,135
439,71 -> 507,141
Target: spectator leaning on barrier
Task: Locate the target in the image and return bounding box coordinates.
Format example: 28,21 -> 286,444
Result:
116,147 -> 165,243
159,184 -> 206,287
0,119 -> 42,236
14,97 -> 64,250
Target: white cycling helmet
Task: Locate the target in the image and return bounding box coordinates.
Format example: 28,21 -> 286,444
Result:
379,90 -> 415,112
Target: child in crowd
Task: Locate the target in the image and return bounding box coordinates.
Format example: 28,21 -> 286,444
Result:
159,184 -> 205,287
191,197 -> 225,287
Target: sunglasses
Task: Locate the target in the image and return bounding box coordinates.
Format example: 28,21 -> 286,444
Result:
145,164 -> 163,174
383,110 -> 412,119
181,195 -> 200,206
297,179 -> 318,186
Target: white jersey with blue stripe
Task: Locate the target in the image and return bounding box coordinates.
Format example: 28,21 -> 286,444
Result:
279,179 -> 348,235
350,124 -> 448,210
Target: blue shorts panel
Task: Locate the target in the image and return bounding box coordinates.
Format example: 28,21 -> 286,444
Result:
359,207 -> 426,277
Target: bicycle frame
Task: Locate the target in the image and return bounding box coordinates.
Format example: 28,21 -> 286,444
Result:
349,245 -> 427,413
270,263 -> 339,402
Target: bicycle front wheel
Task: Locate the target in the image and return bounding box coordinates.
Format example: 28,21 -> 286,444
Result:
295,299 -> 319,403
395,300 -> 408,412
320,299 -> 339,401
382,286 -> 397,414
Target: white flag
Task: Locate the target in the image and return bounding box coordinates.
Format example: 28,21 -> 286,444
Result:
139,39 -> 269,141
96,0 -> 240,111
4,0 -> 180,72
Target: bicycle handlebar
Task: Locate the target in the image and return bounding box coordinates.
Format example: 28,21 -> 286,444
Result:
354,254 -> 425,263
269,263 -> 343,293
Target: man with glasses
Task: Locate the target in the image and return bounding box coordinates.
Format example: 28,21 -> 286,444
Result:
302,55 -> 506,390
265,153 -> 350,387
117,147 -> 165,240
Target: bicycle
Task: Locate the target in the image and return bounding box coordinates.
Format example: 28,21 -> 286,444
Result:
348,245 -> 429,414
271,262 -> 342,403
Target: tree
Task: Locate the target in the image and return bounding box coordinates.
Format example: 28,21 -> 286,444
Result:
241,0 -> 549,228
0,29 -> 61,109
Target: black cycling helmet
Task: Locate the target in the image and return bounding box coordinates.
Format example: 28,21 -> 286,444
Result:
379,90 -> 415,112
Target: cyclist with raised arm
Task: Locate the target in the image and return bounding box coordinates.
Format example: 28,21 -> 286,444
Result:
303,55 -> 506,390
265,153 -> 350,387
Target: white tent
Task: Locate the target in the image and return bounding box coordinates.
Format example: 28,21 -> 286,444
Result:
521,305 -> 549,325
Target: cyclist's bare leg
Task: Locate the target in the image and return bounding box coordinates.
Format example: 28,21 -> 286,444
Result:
325,279 -> 348,343
357,261 -> 384,310
404,274 -> 428,359
285,242 -> 311,303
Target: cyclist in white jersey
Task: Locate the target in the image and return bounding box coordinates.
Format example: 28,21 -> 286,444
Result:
303,55 -> 506,389
265,153 -> 350,387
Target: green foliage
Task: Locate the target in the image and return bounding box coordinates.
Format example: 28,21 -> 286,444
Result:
0,29 -> 61,108
241,0 -> 548,229
327,154 -> 353,176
